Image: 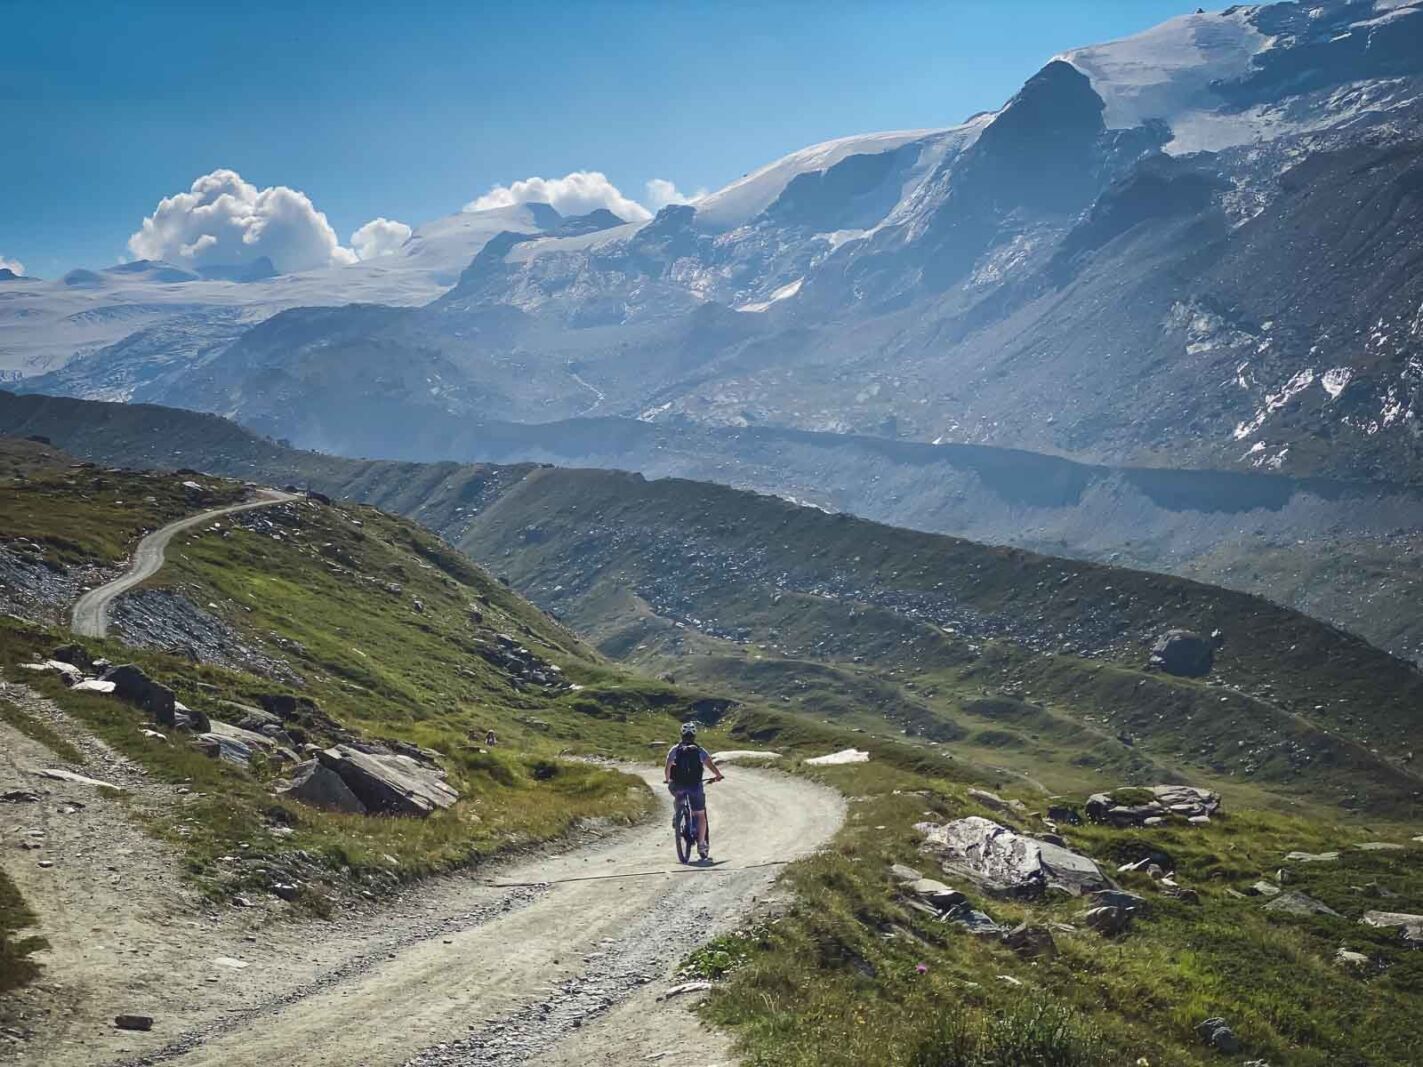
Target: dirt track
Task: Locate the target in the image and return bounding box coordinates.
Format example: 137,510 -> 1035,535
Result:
0,699 -> 842,1067
69,490 -> 297,638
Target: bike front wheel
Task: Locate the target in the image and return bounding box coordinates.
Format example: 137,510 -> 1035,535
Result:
674,800 -> 693,864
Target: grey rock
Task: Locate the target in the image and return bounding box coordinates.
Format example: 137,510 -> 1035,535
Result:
888,863 -> 923,884
317,744 -> 458,817
1263,891 -> 1341,917
278,759 -> 368,815
917,816 -> 1107,897
1335,947 -> 1371,969
1150,629 -> 1214,677
1195,1017 -> 1241,1054
1001,922 -> 1057,959
50,643 -> 93,671
905,877 -> 967,911
114,1015 -> 153,1032
968,788 -> 1026,815
1090,888 -> 1148,914
193,732 -> 254,767
1284,851 -> 1339,863
1082,905 -> 1132,937
101,664 -> 175,722
1247,880 -> 1281,898
1360,910 -> 1423,938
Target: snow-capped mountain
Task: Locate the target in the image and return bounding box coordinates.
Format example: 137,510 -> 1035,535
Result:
13,0 -> 1423,483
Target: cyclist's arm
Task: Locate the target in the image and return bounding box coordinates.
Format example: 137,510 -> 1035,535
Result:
701,751 -> 724,782
663,749 -> 674,785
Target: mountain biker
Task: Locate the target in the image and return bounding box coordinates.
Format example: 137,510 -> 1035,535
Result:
665,722 -> 723,861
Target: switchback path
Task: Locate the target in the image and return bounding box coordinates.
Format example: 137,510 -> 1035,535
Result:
69,489 -> 298,638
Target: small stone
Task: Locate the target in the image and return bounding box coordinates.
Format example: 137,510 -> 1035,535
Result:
888,863 -> 923,884
1195,1017 -> 1241,1054
1335,947 -> 1370,969
114,1015 -> 153,1032
1001,922 -> 1057,959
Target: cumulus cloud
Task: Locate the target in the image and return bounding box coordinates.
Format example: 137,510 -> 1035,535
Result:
644,178 -> 706,211
0,255 -> 24,276
350,217 -> 413,260
127,169 -> 357,274
464,170 -> 653,222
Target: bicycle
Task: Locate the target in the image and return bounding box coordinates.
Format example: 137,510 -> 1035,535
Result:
672,778 -> 717,864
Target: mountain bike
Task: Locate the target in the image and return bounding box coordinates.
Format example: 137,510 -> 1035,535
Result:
672,779 -> 716,864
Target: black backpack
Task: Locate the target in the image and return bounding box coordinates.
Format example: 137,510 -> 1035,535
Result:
670,743 -> 703,786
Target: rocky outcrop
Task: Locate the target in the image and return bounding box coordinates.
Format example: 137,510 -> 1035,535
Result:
1085,785 -> 1220,826
278,759 -> 367,815
1149,630 -> 1215,677
916,816 -> 1108,897
101,664 -> 176,722
316,744 -> 458,817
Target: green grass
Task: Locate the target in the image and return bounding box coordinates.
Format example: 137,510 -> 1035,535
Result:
0,444 -> 243,566
0,460 -> 733,908
0,868 -> 46,995
688,728 -> 1423,1067
0,698 -> 85,763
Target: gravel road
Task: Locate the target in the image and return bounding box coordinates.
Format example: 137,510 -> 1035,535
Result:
0,716 -> 841,1067
69,490 -> 297,638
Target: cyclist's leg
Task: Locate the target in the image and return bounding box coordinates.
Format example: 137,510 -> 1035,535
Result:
687,785 -> 709,854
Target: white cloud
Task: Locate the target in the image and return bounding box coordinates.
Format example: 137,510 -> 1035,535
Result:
0,255 -> 24,276
127,169 -> 357,274
350,217 -> 413,260
464,170 -> 652,222
644,178 -> 706,211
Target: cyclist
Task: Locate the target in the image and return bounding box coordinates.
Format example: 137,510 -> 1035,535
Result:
664,722 -> 723,861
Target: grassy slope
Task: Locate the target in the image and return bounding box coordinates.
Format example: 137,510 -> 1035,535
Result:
0,454 -> 740,921
688,719 -> 1423,1067
0,437 -> 245,565
453,467 -> 1423,817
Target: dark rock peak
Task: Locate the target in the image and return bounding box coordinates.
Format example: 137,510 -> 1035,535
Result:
984,59 -> 1106,147
550,208 -> 626,237
62,268 -> 104,287
761,141 -> 922,232
524,201 -> 564,230
0,268 -> 19,281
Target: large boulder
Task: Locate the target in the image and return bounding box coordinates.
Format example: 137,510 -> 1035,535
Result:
1086,785 -> 1219,826
50,643 -> 93,672
1149,630 -> 1214,677
916,816 -> 1108,897
193,732 -> 254,767
278,759 -> 367,815
317,744 -> 458,817
101,664 -> 176,722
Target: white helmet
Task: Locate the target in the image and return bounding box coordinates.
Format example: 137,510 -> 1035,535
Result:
680,721 -> 699,739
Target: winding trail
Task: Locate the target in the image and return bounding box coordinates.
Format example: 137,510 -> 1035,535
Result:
70,489 -> 298,638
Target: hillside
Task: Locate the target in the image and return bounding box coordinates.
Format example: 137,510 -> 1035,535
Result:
5,389 -> 1423,670
0,440 -> 729,917
3,438 -> 1423,1065
1,394 -> 1420,817
453,466 -> 1423,816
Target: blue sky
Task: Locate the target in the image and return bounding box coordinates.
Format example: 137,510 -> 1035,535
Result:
2,0 -> 1197,277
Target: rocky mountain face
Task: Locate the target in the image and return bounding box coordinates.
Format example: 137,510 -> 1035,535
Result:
17,0 -> 1420,483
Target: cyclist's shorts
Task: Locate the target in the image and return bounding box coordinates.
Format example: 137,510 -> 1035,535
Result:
671,783 -> 707,812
